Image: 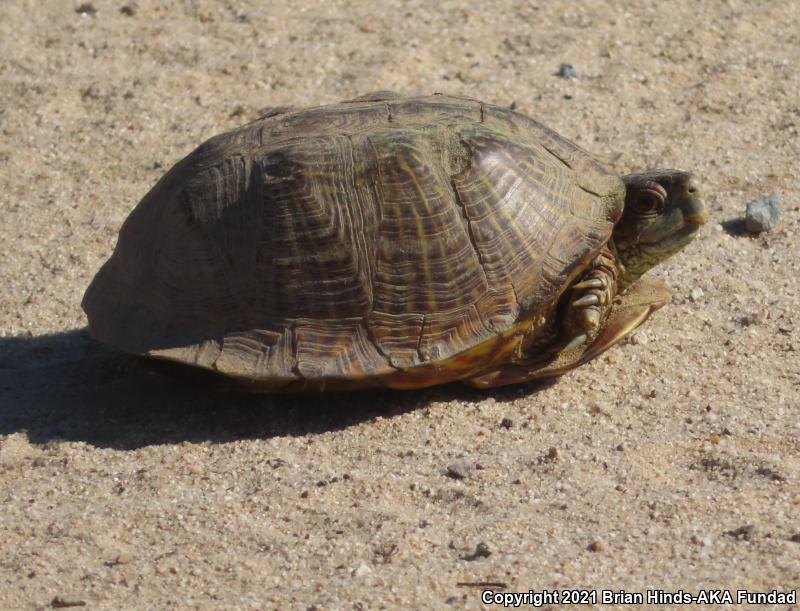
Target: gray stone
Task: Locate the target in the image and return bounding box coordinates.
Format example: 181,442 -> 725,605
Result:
557,63 -> 577,79
745,195 -> 781,233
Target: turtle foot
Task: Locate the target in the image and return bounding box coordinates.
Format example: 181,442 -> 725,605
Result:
568,250 -> 617,336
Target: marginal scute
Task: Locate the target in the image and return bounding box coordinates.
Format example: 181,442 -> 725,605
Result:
419,305 -> 491,363
366,311 -> 425,369
211,329 -> 295,380
294,319 -> 391,378
83,93 -> 626,390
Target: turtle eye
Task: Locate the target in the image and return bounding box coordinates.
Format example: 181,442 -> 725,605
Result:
632,182 -> 667,215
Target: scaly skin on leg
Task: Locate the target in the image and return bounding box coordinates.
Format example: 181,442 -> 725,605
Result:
464,276 -> 670,388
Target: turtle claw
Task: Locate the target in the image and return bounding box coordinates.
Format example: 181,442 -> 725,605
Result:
571,278 -> 604,290
572,294 -> 600,307
580,307 -> 601,332
566,246 -> 620,340
563,333 -> 588,352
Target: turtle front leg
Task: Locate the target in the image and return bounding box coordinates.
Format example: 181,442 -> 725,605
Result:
562,243 -> 620,349
464,276 -> 670,389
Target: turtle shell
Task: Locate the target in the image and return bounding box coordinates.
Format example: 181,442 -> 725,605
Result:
82,93 -> 624,390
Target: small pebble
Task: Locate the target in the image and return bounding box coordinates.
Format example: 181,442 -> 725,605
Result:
500,417 -> 514,429
691,534 -> 713,546
738,312 -> 763,327
547,447 -> 560,461
352,561 -> 372,577
745,194 -> 781,233
119,3 -> 137,15
726,524 -> 756,540
789,533 -> 800,543
689,288 -> 704,302
629,331 -> 648,345
75,3 -> 96,15
615,443 -> 625,452
446,460 -> 475,480
51,595 -> 86,608
462,542 -> 492,561
373,542 -> 397,563
472,542 -> 491,558
106,553 -> 132,566
587,540 -> 604,552
557,63 -> 577,79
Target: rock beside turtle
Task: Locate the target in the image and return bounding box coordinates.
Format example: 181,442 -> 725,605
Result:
82,92 -> 706,392
745,194 -> 781,233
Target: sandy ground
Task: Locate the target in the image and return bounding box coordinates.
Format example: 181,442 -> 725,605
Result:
1,0 -> 799,608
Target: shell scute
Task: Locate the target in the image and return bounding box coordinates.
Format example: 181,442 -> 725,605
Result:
368,129 -> 489,317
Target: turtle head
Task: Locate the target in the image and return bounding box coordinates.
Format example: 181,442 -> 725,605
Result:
613,169 -> 707,289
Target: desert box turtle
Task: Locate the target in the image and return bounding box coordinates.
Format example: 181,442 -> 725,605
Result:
82,92 -> 707,391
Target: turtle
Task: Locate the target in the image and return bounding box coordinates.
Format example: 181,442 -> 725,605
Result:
82,92 -> 707,392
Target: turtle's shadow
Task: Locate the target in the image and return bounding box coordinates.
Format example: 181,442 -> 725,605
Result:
0,329 -> 543,450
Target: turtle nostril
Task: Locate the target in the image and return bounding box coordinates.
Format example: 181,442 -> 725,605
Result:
685,175 -> 702,196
